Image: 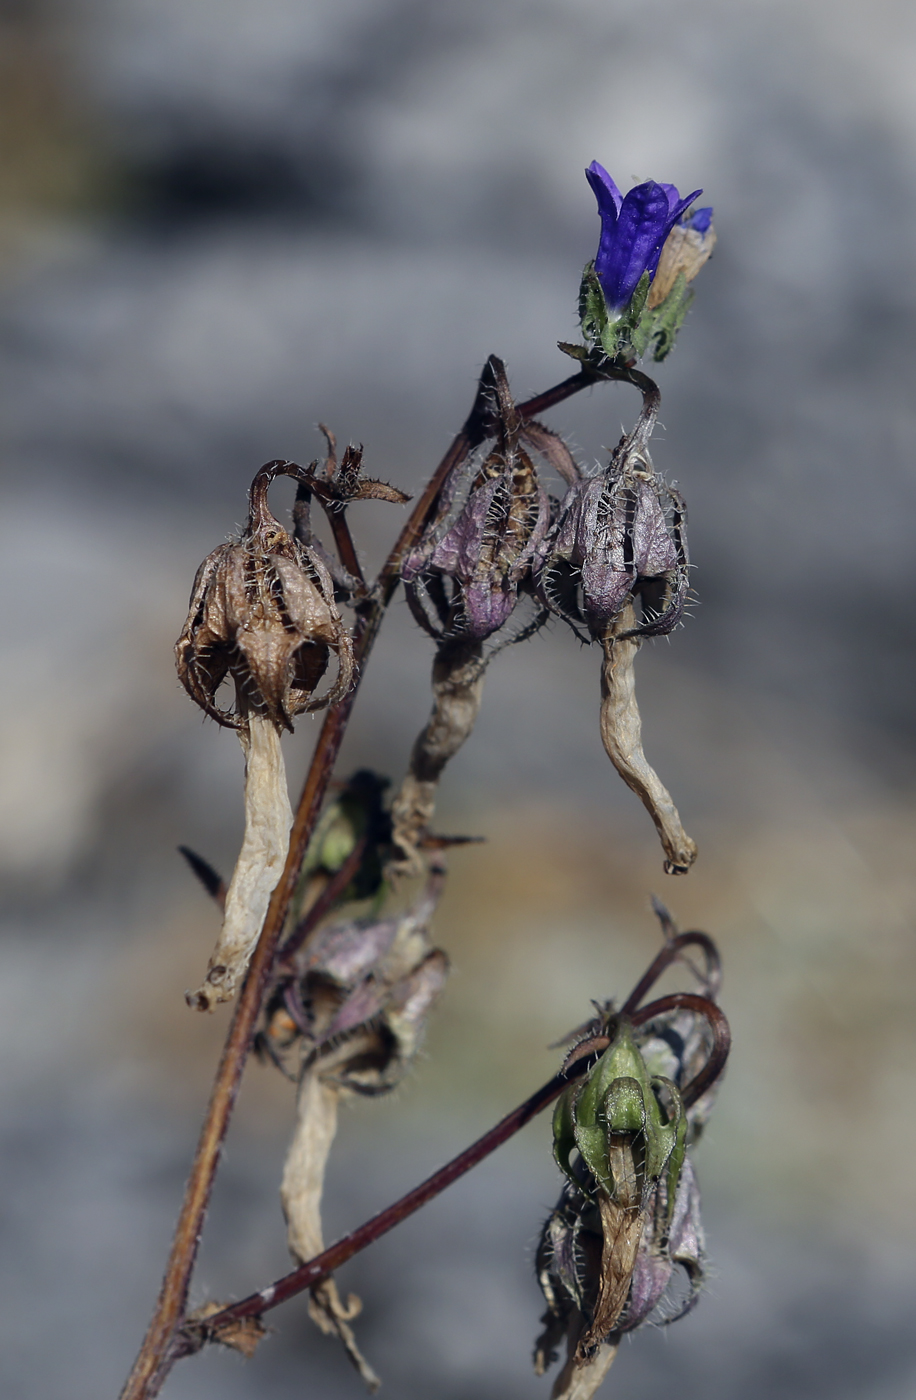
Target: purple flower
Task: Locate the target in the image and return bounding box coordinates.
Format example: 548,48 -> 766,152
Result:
586,161 -> 702,316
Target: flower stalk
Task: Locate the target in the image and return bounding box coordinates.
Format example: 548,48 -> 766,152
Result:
120,364 -> 607,1400
171,928 -> 728,1369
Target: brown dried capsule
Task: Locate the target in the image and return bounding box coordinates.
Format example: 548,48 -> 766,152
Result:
177,460 -> 359,1011
175,459 -> 355,731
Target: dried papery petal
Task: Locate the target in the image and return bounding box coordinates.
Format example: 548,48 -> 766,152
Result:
551,1335 -> 620,1400
599,601 -> 697,874
280,1061 -> 380,1391
277,865 -> 448,1386
622,1156 -> 705,1331
389,639 -> 486,876
647,212 -> 717,310
584,1162 -> 647,1348
186,714 -> 293,1011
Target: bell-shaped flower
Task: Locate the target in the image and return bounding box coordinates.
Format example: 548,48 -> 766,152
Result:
586,162 -> 701,318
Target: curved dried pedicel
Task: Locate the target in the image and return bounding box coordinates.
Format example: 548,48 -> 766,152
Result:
175,460 -> 355,731
186,713 -> 293,1012
599,602 -> 697,874
389,638 -> 486,876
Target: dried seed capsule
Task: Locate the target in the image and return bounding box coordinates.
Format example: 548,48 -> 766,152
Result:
175,460 -> 355,731
401,356 -> 550,642
392,358 -> 552,874
177,461 -> 357,1011
536,390 -> 687,643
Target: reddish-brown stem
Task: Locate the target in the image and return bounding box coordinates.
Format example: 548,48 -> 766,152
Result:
175,1057 -> 591,1354
620,932 -> 721,1016
177,989 -> 730,1356
630,992 -> 731,1106
326,504 -> 367,590
120,359 -> 604,1400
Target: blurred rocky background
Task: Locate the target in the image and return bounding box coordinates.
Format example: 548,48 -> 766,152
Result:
2,0 -> 916,1395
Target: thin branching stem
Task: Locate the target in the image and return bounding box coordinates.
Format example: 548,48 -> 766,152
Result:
620,931 -> 721,1015
174,1059 -> 591,1355
120,361 -> 611,1400
175,991 -> 729,1357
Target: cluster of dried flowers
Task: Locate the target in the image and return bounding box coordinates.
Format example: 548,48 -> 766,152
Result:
535,913 -> 726,1398
392,353 -> 695,876
145,162 -> 725,1400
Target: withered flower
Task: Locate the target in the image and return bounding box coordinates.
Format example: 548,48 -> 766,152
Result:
391,357 -> 550,873
401,355 -> 550,642
175,459 -> 356,732
175,460 -> 361,1010
537,379 -> 696,875
275,861 -> 450,1390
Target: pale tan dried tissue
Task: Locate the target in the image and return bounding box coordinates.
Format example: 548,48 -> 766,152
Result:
599,602 -> 697,874
390,639 -> 485,875
187,714 -> 293,1011
280,1049 -> 381,1391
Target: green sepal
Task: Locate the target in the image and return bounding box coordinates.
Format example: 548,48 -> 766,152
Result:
629,271 -> 695,363
624,271 -> 651,329
578,262 -> 608,345
575,1021 -> 648,1130
557,340 -> 591,363
552,1083 -> 582,1189
575,256 -> 696,364
651,1076 -> 688,1230
555,1019 -> 693,1211
571,1020 -> 651,1191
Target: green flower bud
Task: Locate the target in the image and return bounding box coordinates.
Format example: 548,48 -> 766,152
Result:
553,1018 -> 684,1210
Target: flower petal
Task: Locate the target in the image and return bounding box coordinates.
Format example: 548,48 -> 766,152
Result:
585,160 -> 623,215
597,180 -> 671,312
684,205 -> 713,233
